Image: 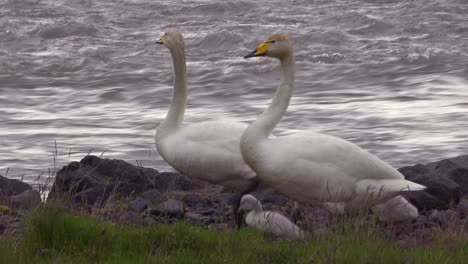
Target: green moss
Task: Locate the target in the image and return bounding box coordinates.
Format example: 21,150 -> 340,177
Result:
0,205 -> 11,214
0,206 -> 466,263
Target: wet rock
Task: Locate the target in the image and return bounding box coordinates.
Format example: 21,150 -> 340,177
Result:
196,207 -> 216,216
448,168 -> 468,195
182,194 -> 211,208
150,199 -> 185,218
0,174 -> 41,210
0,174 -> 31,197
253,187 -> 289,205
128,198 -> 148,213
403,191 -> 446,212
185,212 -> 212,225
9,189 -> 41,209
262,194 -> 288,205
70,185 -> 109,207
399,155 -> 468,210
141,189 -> 164,205
429,209 -> 457,224
154,172 -> 201,192
49,156 -> 199,208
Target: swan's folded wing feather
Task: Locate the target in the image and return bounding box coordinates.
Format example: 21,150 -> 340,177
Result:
161,120 -> 255,186
264,131 -> 405,181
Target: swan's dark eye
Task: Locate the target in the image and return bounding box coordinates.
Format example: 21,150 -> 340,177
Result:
270,40 -> 276,44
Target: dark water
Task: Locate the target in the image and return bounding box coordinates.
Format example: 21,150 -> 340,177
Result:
1,0 -> 467,186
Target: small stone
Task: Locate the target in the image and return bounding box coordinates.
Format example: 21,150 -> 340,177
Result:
128,198 -> 148,213
182,194 -> 211,208
185,212 -> 212,225
197,207 -> 216,216
141,189 -> 164,205
151,199 -> 185,218
443,209 -> 457,221
429,209 -> 440,221
262,194 -> 288,205
429,209 -> 457,224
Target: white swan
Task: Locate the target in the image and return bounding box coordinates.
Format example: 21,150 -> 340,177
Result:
238,194 -> 305,239
154,29 -> 258,224
323,195 -> 419,222
241,34 -> 426,214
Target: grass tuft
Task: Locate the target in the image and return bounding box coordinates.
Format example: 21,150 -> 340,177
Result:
0,205 -> 467,263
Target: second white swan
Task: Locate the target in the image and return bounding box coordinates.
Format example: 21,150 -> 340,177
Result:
154,29 -> 258,224
241,34 -> 425,214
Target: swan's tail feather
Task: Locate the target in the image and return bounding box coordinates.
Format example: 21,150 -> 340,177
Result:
372,195 -> 419,222
355,179 -> 426,201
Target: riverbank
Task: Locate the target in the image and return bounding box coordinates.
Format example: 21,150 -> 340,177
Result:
1,205 -> 466,263
1,155 -> 467,262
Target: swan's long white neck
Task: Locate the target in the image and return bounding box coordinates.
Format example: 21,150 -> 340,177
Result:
241,52 -> 295,162
156,46 -> 187,140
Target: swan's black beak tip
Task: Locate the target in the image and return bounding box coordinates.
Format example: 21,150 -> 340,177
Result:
244,50 -> 257,59
156,41 -> 164,45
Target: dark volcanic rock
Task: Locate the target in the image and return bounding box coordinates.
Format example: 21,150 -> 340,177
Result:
150,199 -> 185,218
448,168 -> 468,195
254,187 -> 289,205
0,174 -> 41,210
70,185 -> 110,207
141,189 -> 164,205
185,212 -> 212,225
182,194 -> 212,208
0,175 -> 31,197
399,155 -> 468,210
128,198 -> 149,213
49,156 -> 199,208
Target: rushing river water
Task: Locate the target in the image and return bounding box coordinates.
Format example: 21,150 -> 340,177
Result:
1,0 -> 467,186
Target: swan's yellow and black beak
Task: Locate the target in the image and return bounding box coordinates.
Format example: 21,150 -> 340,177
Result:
156,34 -> 166,45
244,42 -> 270,58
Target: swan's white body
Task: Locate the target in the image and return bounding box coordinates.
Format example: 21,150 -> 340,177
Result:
154,29 -> 255,191
239,194 -> 304,239
241,35 -> 425,215
157,120 -> 255,189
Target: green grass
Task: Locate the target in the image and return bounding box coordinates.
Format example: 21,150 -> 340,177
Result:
0,206 -> 467,263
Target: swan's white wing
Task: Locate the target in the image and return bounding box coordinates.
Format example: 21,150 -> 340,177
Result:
264,131 -> 404,181
158,120 -> 255,188
256,132 -> 415,202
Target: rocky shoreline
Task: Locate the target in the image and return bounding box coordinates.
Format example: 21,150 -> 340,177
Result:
1,155 -> 467,244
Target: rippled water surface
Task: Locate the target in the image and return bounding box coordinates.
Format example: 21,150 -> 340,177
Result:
1,0 -> 467,185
